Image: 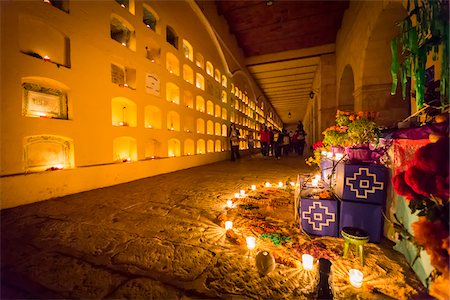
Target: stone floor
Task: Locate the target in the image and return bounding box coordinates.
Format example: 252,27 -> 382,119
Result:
1,155 -> 427,299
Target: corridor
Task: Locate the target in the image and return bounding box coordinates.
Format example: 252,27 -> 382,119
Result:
1,155 -> 425,299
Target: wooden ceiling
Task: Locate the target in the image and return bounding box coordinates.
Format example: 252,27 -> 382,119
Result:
216,0 -> 349,125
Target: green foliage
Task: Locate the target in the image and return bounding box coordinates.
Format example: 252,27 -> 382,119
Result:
347,118 -> 379,146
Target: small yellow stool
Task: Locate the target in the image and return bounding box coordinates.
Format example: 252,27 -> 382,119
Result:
342,227 -> 369,266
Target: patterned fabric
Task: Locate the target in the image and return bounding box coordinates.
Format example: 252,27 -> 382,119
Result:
392,139 -> 429,175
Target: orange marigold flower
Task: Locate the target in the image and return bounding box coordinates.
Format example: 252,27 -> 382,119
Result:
429,276 -> 450,300
349,115 -> 355,121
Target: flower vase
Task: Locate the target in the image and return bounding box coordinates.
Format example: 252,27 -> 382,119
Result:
331,146 -> 344,155
345,146 -> 371,162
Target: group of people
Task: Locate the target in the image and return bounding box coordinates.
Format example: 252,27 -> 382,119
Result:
228,121 -> 307,161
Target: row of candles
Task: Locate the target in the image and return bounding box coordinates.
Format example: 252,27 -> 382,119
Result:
321,151 -> 344,161
225,181 -> 364,288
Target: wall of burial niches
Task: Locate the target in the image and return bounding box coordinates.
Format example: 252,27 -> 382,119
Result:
0,0 -> 282,208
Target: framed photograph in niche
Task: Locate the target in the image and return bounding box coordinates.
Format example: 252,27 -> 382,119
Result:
22,83 -> 68,119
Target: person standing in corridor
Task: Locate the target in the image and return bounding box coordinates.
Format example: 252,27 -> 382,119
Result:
229,123 -> 240,161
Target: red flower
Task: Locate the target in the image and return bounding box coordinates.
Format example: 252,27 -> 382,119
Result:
404,166 -> 436,197
435,175 -> 450,199
392,171 -> 420,200
312,141 -> 324,150
415,137 -> 449,176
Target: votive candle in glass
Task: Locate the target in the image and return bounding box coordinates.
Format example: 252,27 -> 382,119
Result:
335,153 -> 344,160
226,200 -> 233,208
302,254 -> 314,270
234,193 -> 240,198
225,221 -> 233,230
326,152 -> 333,159
278,182 -> 283,187
349,269 -> 363,288
251,184 -> 256,191
246,236 -> 256,250
265,182 -> 271,187
240,189 -> 246,196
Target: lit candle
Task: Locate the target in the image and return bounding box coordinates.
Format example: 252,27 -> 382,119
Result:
246,236 -> 256,250
314,174 -> 321,181
234,193 -> 240,198
226,200 -> 233,208
265,182 -> 271,188
335,153 -> 344,160
290,182 -> 295,186
240,189 -> 246,196
349,269 -> 363,288
302,254 -> 314,270
225,221 -> 233,230
321,150 -> 327,156
251,184 -> 256,191
311,179 -> 319,187
43,55 -> 51,62
326,152 -> 333,159
278,182 -> 283,188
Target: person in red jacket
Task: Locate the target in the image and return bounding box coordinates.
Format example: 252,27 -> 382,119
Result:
259,125 -> 270,157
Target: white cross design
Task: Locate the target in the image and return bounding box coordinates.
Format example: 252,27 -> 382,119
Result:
302,201 -> 336,231
345,167 -> 384,199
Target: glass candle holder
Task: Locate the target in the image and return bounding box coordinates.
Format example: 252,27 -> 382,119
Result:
246,236 -> 256,250
302,254 -> 314,270
349,269 -> 363,288
251,185 -> 256,191
226,200 -> 233,208
225,221 -> 233,230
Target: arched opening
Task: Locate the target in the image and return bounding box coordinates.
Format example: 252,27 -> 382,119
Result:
167,111 -> 180,131
184,90 -> 194,109
221,90 -> 227,103
24,135 -> 74,172
206,120 -> 214,135
206,61 -> 213,76
143,4 -> 159,33
207,139 -> 214,153
183,64 -> 194,84
214,69 -> 221,82
195,53 -> 204,69
183,116 -> 194,132
112,97 -> 137,127
197,139 -> 205,154
182,39 -> 193,61
166,82 -> 180,104
196,118 -> 205,134
206,100 -> 214,115
168,138 -> 181,157
338,65 -> 355,112
166,25 -> 178,49
221,75 -> 227,88
145,138 -> 161,159
19,15 -> 71,68
166,52 -> 179,76
196,73 -> 205,90
196,95 -> 205,112
215,122 -> 221,136
144,105 -> 162,129
113,136 -> 137,162
222,124 -> 227,137
215,140 -> 222,152
215,104 -> 221,118
361,2 -> 409,127
110,14 -> 136,51
184,139 -> 194,155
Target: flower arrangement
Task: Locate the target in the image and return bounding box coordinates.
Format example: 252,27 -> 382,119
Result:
306,141 -> 328,168
346,117 -> 380,146
392,136 -> 449,300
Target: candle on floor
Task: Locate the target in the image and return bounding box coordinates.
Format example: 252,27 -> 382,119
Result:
326,152 -> 333,159
246,236 -> 256,250
302,254 -> 314,270
311,179 -> 319,187
349,269 -> 363,288
265,182 -> 271,187
234,193 -> 240,198
278,182 -> 283,187
240,189 -> 246,196
225,221 -> 233,230
226,200 -> 233,208
251,184 -> 256,191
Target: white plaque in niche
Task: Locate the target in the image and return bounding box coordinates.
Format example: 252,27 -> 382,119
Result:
145,73 -> 160,96
23,83 -> 68,119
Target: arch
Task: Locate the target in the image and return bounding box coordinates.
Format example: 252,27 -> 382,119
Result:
144,105 -> 162,129
112,97 -> 137,127
183,116 -> 194,132
166,82 -> 180,104
168,138 -> 181,157
195,53 -> 204,69
166,52 -> 180,76
145,138 -> 161,159
167,111 -> 180,131
183,90 -> 194,109
196,118 -> 205,134
197,139 -> 205,154
183,64 -> 194,84
196,73 -> 205,90
206,61 -> 214,77
215,104 -> 221,118
110,14 -> 136,51
215,140 -> 222,152
221,75 -> 228,88
196,95 -> 205,112
166,25 -> 178,49
184,139 -> 195,155
19,15 -> 70,67
221,90 -> 227,103
214,69 -> 221,82
222,124 -> 227,137
206,120 -> 214,135
143,4 -> 160,33
23,134 -> 74,172
206,100 -> 214,115
113,136 -> 137,162
182,39 -> 193,61
21,77 -> 69,120
207,139 -> 214,153
222,107 -> 227,120
360,2 -> 409,126
215,122 -> 221,136
232,70 -> 257,107
338,64 -> 355,112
